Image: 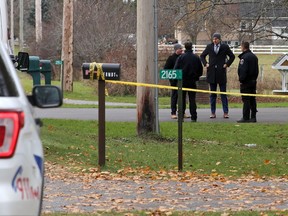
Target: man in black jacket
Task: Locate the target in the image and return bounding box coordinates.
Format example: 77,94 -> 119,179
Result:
164,43 -> 185,119
200,33 -> 235,119
174,41 -> 203,122
237,41 -> 259,123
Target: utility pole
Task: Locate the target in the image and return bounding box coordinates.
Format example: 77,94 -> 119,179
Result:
153,0 -> 159,134
19,0 -> 24,50
137,0 -> 157,135
35,0 -> 42,43
61,0 -> 74,92
10,0 -> 14,53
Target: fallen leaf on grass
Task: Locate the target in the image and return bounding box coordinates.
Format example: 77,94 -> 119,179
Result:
264,159 -> 271,165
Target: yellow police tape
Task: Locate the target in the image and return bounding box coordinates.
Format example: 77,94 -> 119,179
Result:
106,80 -> 288,99
89,62 -> 105,81
89,62 -> 109,96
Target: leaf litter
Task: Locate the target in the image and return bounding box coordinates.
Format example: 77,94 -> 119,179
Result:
43,161 -> 288,214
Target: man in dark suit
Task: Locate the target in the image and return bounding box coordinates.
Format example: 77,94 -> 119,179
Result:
174,41 -> 203,122
164,44 -> 183,119
200,33 -> 235,119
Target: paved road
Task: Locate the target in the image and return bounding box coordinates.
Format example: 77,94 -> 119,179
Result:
35,107 -> 288,123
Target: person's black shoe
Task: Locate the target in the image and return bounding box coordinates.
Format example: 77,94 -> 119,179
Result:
191,119 -> 197,122
237,118 -> 250,123
250,118 -> 257,123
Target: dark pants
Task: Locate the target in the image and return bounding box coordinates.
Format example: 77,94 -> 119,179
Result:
209,83 -> 229,114
240,80 -> 257,120
170,80 -> 186,115
170,80 -> 178,115
183,82 -> 197,120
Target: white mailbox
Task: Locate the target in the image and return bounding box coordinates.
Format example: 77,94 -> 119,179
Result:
272,54 -> 288,94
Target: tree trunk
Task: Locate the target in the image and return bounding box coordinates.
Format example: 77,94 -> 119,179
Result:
137,0 -> 156,135
19,0 -> 24,51
61,0 -> 73,92
10,0 -> 14,54
35,0 -> 42,43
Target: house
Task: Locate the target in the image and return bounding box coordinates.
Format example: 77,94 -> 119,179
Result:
175,0 -> 288,45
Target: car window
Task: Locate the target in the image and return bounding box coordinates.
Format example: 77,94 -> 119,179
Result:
0,54 -> 18,97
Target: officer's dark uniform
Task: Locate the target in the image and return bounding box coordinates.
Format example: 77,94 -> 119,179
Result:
174,50 -> 203,121
238,49 -> 259,122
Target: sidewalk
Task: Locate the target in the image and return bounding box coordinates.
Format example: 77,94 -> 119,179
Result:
43,162 -> 288,213
64,98 -> 136,107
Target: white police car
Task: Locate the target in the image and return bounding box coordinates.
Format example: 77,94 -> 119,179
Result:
0,40 -> 62,215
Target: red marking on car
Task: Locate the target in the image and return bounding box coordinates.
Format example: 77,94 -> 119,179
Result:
16,177 -> 40,200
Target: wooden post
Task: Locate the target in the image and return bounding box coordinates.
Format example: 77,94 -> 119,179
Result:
35,0 -> 42,43
178,80 -> 183,171
19,0 -> 24,50
61,0 -> 74,92
10,0 -> 15,54
98,80 -> 106,166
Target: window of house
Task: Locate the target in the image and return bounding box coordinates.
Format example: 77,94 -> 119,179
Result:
241,21 -> 246,30
281,28 -> 288,35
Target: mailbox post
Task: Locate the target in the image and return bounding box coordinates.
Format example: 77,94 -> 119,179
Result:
28,56 -> 41,85
82,63 -> 121,167
40,60 -> 52,85
160,69 -> 183,171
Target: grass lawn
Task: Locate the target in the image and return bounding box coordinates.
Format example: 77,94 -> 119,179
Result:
42,119 -> 288,178
41,119 -> 287,215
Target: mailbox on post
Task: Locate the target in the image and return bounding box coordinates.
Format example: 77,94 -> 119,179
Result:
81,62 -> 121,167
82,63 -> 121,80
28,56 -> 41,85
16,52 -> 29,72
40,60 -> 52,85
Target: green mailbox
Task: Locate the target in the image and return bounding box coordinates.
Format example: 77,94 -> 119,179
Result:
40,60 -> 52,85
28,56 -> 41,85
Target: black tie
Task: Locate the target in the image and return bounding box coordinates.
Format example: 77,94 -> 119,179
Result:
214,45 -> 219,54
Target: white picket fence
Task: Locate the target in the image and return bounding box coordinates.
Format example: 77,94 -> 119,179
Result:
159,44 -> 288,55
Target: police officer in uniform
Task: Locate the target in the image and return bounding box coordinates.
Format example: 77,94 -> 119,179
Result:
237,41 -> 259,123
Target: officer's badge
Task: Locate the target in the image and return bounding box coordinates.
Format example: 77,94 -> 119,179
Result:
240,59 -> 244,65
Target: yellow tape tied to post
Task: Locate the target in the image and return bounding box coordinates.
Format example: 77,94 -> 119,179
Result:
89,62 -> 105,81
89,62 -> 108,95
